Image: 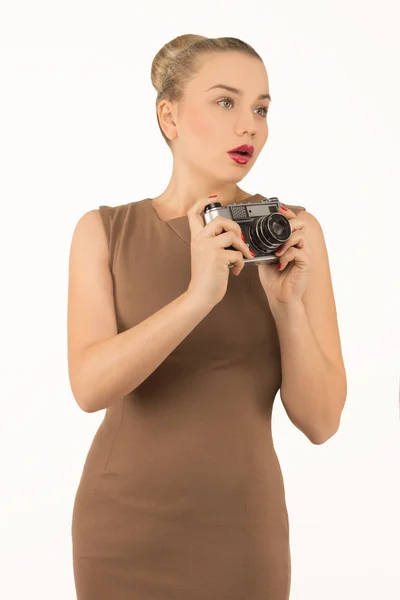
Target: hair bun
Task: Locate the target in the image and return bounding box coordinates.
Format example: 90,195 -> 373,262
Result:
151,34 -> 207,92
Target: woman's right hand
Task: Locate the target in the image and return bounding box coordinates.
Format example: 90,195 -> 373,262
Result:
186,195 -> 255,309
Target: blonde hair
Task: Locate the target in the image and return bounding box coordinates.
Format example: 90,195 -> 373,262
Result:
151,34 -> 263,147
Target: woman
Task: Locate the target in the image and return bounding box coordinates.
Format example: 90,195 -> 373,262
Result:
69,34 -> 347,600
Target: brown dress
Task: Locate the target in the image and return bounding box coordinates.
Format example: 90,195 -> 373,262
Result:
71,193 -> 306,599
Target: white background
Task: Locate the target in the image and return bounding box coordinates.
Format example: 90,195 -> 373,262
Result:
1,1 -> 399,598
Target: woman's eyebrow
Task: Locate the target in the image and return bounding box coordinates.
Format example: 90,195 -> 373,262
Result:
205,84 -> 271,101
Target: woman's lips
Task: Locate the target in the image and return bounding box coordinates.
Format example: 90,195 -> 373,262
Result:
227,152 -> 251,165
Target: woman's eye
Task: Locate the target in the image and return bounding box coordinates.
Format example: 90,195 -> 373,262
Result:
218,97 -> 268,117
218,98 -> 233,109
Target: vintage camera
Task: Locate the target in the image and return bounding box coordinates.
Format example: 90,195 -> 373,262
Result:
203,196 -> 291,267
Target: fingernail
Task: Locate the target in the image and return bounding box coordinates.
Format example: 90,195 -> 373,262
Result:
208,194 -> 218,198
249,249 -> 256,257
280,206 -> 288,211
241,233 -> 246,241
277,262 -> 282,269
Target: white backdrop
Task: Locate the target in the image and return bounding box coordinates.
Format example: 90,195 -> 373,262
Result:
1,1 -> 399,598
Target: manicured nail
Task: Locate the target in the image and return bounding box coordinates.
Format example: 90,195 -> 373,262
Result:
280,206 -> 288,211
208,194 -> 218,198
277,262 -> 282,269
250,249 -> 256,257
241,233 -> 246,241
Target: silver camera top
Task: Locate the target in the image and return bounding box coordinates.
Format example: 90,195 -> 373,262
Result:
203,196 -> 281,225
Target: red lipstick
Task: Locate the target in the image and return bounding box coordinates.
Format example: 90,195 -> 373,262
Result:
228,144 -> 254,156
227,144 -> 254,165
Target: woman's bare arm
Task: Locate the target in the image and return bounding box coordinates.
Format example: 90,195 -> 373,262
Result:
67,209 -> 211,413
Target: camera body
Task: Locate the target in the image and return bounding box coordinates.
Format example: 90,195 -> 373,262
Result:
203,196 -> 292,267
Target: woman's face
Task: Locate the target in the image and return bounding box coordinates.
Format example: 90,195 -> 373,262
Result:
168,52 -> 271,181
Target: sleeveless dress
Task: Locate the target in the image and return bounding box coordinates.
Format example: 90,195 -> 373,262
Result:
71,193 -> 306,600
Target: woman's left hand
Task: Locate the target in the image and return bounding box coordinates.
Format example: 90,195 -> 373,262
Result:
257,205 -> 313,306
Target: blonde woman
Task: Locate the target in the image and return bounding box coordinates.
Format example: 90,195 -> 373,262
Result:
69,34 -> 347,600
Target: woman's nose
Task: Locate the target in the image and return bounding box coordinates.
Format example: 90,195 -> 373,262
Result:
236,115 -> 258,137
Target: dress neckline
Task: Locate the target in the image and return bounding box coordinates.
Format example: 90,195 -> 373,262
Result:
147,198 -> 188,223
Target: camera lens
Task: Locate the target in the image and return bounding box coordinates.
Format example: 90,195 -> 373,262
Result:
271,219 -> 284,237
248,213 -> 291,253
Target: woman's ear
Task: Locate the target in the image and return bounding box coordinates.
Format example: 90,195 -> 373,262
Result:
158,100 -> 178,141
